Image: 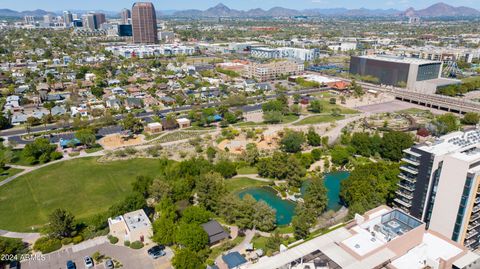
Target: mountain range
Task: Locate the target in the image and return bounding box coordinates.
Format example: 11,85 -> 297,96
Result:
0,2 -> 479,18
173,2 -> 480,18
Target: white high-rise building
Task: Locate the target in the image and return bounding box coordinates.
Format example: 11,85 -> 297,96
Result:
395,128 -> 480,250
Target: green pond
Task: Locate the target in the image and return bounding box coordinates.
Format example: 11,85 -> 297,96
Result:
237,171 -> 350,225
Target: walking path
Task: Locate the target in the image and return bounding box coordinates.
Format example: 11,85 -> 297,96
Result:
233,174 -> 271,182
0,229 -> 41,244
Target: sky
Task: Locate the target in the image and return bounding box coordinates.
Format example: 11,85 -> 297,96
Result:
1,0 -> 479,12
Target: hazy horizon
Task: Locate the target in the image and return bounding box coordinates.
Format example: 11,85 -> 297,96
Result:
1,0 -> 479,13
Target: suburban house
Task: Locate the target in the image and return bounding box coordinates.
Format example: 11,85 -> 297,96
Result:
145,122 -> 163,134
201,220 -> 230,245
176,118 -> 191,129
108,209 -> 153,245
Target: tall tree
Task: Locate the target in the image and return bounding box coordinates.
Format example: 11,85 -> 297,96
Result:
195,172 -> 226,212
47,208 -> 76,238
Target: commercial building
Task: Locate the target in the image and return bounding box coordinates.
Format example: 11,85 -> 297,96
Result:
132,2 -> 158,44
118,24 -> 133,37
349,55 -> 452,91
251,47 -> 317,62
121,8 -> 131,24
246,60 -> 304,82
105,44 -> 195,58
82,13 -> 97,30
63,11 -> 73,28
94,13 -> 106,28
395,128 -> 480,250
244,206 -> 480,269
108,209 -> 153,245
24,16 -> 35,25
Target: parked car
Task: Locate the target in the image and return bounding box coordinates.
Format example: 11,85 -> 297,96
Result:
104,259 -> 114,269
83,256 -> 94,268
66,260 -> 76,269
8,261 -> 19,269
147,245 -> 166,259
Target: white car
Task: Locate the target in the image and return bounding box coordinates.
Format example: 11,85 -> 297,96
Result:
83,256 -> 94,268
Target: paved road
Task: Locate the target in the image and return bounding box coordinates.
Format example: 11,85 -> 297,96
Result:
21,241 -> 172,269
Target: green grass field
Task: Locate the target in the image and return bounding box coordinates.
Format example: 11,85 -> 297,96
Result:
225,177 -> 269,193
237,166 -> 258,175
0,158 -> 166,232
293,114 -> 345,125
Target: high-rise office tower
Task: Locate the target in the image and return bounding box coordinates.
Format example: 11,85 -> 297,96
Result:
395,128 -> 480,250
83,14 -> 97,30
24,16 -> 35,25
121,8 -> 131,24
63,11 -> 73,28
131,2 -> 158,44
94,13 -> 106,28
43,15 -> 53,24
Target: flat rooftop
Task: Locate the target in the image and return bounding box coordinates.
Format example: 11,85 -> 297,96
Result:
342,209 -> 423,256
391,232 -> 463,269
356,54 -> 441,65
123,209 -> 151,231
415,129 -> 480,157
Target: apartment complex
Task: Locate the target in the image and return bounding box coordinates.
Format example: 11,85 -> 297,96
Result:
131,2 -> 158,44
395,128 -> 480,250
244,206 -> 480,269
245,60 -> 304,81
105,44 -> 195,58
250,47 -> 317,61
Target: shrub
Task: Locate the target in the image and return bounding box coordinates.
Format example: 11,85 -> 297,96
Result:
124,240 -> 130,247
129,241 -> 144,249
33,237 -> 62,254
25,156 -> 37,165
50,151 -> 63,160
61,237 -> 72,245
124,147 -> 137,155
38,153 -> 50,164
311,149 -> 322,161
107,235 -> 119,244
72,235 -> 83,244
92,251 -> 103,262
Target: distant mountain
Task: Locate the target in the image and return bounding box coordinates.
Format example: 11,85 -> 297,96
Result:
172,3 -> 400,17
402,2 -> 480,17
0,8 -> 55,17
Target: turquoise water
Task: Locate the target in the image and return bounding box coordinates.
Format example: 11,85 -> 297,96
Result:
237,171 -> 350,225
238,186 -> 296,225
301,171 -> 350,211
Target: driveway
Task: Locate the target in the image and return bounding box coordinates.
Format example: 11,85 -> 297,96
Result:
21,242 -> 173,269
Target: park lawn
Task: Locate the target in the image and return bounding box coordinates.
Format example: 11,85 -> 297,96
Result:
225,177 -> 268,193
0,167 -> 22,182
237,166 -> 258,175
251,236 -> 269,250
293,114 -> 345,126
318,99 -> 358,114
281,114 -> 299,123
0,157 -> 166,232
274,225 -> 294,234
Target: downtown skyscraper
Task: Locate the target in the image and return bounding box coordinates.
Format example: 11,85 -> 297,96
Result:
131,2 -> 158,44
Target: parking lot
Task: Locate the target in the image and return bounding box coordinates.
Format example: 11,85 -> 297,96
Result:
21,240 -> 173,269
